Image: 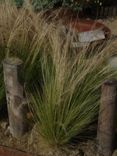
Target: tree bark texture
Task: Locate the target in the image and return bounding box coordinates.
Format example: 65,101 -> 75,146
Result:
97,80 -> 117,156
3,58 -> 29,138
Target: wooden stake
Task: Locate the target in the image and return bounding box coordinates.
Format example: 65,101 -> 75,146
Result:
3,58 -> 29,138
97,80 -> 117,156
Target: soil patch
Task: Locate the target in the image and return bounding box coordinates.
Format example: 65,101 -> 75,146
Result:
0,121 -> 97,156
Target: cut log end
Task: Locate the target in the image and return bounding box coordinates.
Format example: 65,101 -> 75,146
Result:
103,79 -> 117,86
3,57 -> 23,66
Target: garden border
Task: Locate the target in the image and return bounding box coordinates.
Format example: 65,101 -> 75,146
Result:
0,145 -> 37,156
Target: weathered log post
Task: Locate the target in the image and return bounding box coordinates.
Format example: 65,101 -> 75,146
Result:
97,80 -> 117,156
3,57 -> 29,138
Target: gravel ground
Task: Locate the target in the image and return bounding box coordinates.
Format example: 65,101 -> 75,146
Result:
0,122 -> 97,156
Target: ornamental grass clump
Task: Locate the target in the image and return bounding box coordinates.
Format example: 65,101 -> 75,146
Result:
0,0 -> 117,147
0,1 -> 54,108
29,27 -> 117,146
0,0 -> 67,110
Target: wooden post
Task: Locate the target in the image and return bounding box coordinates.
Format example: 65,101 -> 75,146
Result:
3,58 -> 29,138
97,80 -> 117,156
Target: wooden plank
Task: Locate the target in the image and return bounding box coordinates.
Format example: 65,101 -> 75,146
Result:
0,146 -> 35,156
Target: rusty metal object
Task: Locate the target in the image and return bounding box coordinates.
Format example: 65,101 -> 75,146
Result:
66,19 -> 111,38
97,80 -> 117,156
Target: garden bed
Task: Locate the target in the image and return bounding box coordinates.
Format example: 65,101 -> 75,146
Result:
0,1 -> 117,156
0,122 -> 97,156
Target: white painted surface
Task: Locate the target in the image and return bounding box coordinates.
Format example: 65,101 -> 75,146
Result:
79,29 -> 105,42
